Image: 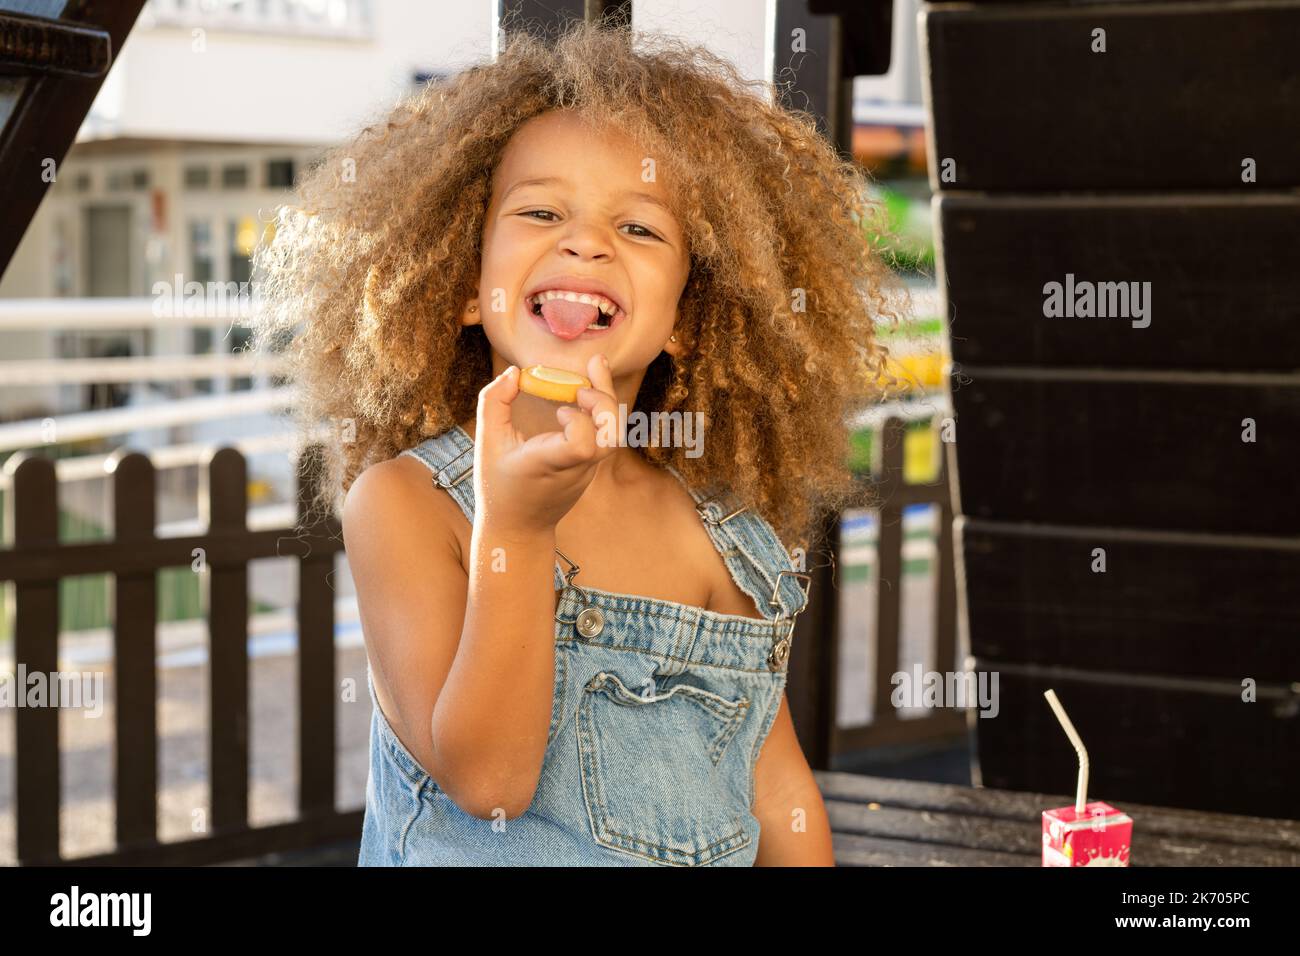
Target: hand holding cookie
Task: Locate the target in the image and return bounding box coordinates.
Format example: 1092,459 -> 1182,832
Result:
472,353 -> 619,536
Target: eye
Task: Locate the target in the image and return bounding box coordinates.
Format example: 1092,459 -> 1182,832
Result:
621,223 -> 661,240
520,209 -> 559,221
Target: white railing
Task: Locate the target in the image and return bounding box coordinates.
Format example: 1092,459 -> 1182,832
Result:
0,296 -> 257,330
0,296 -> 292,450
0,388 -> 296,452
0,354 -> 283,385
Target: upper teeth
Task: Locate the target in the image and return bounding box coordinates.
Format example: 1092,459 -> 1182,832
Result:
529,289 -> 619,318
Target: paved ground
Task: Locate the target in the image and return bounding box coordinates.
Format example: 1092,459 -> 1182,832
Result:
0,645 -> 372,865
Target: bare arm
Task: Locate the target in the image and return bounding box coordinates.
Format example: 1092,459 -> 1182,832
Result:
433,516 -> 558,818
345,356 -> 619,821
752,692 -> 836,866
346,460 -> 562,820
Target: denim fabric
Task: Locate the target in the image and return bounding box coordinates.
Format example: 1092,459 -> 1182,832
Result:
357,424 -> 810,866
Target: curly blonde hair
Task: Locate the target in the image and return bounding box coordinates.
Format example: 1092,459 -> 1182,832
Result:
253,21 -> 904,552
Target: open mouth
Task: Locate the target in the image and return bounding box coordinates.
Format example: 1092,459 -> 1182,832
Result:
526,289 -> 624,335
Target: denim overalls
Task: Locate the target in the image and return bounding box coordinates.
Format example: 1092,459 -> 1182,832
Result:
357,423 -> 811,866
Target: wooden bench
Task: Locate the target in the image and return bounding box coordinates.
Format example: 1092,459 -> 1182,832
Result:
817,771 -> 1300,867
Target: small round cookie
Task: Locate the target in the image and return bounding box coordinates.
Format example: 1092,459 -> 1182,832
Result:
518,364 -> 592,403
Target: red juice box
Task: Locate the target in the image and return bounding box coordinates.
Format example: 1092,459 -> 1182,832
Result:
1042,801 -> 1133,867
1041,689 -> 1135,867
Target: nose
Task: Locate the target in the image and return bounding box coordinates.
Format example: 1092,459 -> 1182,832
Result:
557,219 -> 613,262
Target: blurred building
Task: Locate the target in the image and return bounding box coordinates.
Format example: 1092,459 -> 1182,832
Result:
0,0 -> 490,423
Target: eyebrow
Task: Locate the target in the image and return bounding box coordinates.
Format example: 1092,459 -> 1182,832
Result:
502,177 -> 673,213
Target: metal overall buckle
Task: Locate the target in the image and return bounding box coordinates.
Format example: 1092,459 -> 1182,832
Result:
433,444 -> 473,488
553,547 -> 604,638
695,488 -> 748,526
766,569 -> 811,671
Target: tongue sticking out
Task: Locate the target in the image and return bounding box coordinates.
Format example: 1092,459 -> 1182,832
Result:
539,299 -> 601,340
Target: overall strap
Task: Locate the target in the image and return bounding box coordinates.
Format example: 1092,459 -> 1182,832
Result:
663,464 -> 811,625
399,425 -> 568,590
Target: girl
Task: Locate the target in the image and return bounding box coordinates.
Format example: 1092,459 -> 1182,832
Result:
254,22 -> 900,866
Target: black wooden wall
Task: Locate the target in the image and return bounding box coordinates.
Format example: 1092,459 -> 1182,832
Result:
922,0 -> 1300,819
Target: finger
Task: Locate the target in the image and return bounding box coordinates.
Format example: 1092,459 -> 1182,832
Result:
529,405 -> 595,471
587,351 -> 615,395
559,398 -> 599,456
575,353 -> 620,452
476,365 -> 520,442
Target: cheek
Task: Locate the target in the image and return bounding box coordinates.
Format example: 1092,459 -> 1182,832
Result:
481,223 -> 547,277
648,246 -> 689,295
481,214 -> 519,253
478,226 -> 506,272
654,258 -> 691,318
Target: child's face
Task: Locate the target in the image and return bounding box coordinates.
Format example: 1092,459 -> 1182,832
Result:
465,110 -> 690,379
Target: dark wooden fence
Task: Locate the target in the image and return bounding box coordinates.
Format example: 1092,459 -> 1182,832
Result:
2,416 -> 959,865
1,443 -> 356,865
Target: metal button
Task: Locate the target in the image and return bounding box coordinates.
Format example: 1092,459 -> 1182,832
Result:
575,606 -> 605,639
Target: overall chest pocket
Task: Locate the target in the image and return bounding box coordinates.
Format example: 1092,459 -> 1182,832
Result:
576,669 -> 753,866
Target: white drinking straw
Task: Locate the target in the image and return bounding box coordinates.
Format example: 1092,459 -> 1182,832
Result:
1043,688 -> 1089,814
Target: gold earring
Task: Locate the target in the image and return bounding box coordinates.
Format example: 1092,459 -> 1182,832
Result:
469,304 -> 478,313
669,334 -> 677,342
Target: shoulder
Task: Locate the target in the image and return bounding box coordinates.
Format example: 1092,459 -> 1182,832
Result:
344,454 -> 436,518
342,453 -> 466,564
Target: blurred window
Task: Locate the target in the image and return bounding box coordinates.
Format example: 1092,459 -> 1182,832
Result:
266,158 -> 294,188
